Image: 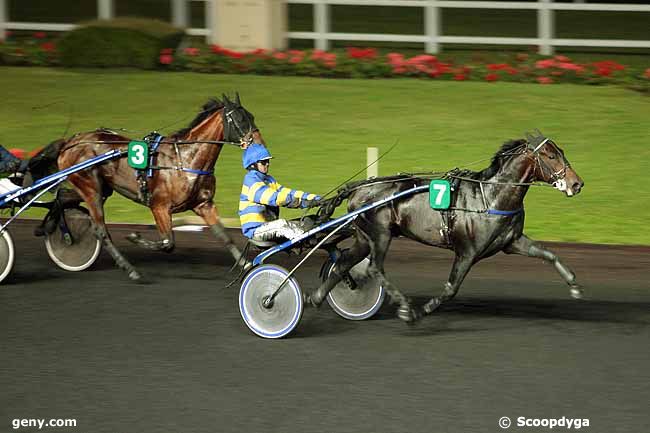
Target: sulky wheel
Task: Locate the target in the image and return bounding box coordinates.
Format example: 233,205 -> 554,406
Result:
239,264 -> 303,339
0,229 -> 16,284
324,257 -> 385,321
45,208 -> 101,272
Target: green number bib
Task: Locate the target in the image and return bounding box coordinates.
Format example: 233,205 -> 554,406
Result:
429,180 -> 451,209
128,141 -> 149,169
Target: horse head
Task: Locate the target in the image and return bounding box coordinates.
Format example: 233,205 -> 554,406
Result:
222,93 -> 264,148
525,130 -> 584,197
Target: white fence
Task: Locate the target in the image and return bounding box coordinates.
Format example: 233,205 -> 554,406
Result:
1,0 -> 649,55
287,0 -> 650,55
0,0 -> 212,41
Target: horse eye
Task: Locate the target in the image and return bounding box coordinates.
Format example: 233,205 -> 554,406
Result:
548,154 -> 556,159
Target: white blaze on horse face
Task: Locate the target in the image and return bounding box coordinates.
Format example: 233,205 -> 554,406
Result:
553,178 -> 572,196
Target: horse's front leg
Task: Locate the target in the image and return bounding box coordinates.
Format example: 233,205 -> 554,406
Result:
193,201 -> 244,265
126,205 -> 175,252
504,234 -> 582,299
362,230 -> 419,324
421,254 -> 475,317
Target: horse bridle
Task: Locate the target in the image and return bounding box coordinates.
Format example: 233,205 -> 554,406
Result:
525,136 -> 571,190
224,106 -> 258,146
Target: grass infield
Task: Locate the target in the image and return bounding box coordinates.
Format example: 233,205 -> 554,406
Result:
0,67 -> 648,245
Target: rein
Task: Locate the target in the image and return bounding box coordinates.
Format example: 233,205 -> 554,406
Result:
328,135 -> 568,218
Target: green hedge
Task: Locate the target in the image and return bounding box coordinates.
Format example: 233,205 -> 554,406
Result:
58,17 -> 184,69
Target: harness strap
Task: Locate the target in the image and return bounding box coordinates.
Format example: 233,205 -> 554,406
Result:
147,134 -> 164,178
181,168 -> 212,175
145,166 -> 213,176
486,208 -> 523,216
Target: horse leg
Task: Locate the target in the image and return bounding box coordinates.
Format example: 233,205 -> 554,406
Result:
305,236 -> 370,307
192,201 -> 244,265
420,254 -> 475,317
126,206 -> 175,252
70,174 -> 142,281
362,230 -> 419,323
504,234 -> 582,299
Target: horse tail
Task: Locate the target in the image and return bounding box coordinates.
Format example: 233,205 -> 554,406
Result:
27,138 -> 66,181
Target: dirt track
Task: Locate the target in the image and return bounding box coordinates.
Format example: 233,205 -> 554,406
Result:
1,221 -> 649,433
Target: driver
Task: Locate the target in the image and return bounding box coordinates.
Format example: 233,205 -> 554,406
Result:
239,143 -> 321,241
0,144 -> 28,175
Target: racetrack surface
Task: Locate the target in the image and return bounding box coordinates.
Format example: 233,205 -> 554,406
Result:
2,221 -> 649,433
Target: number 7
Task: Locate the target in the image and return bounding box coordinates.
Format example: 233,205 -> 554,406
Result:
433,184 -> 447,205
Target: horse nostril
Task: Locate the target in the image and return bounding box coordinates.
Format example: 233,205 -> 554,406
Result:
573,182 -> 583,192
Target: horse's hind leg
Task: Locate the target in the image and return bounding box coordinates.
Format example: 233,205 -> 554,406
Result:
126,206 -> 175,252
192,201 -> 244,265
363,228 -> 418,323
306,235 -> 370,307
504,234 -> 582,299
68,173 -> 142,281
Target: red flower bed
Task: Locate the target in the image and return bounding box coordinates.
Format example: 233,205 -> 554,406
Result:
1,32 -> 646,91
158,47 -> 642,87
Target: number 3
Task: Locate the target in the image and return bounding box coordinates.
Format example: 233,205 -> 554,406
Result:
131,144 -> 145,165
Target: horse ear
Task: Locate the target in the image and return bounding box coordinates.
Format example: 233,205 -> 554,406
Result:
222,94 -> 231,106
235,92 -> 241,106
524,131 -> 533,143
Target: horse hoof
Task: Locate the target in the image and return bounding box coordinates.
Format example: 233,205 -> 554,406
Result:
242,260 -> 253,273
126,233 -> 140,243
303,292 -> 320,308
422,297 -> 442,315
570,286 -> 584,300
397,305 -> 421,324
128,270 -> 143,281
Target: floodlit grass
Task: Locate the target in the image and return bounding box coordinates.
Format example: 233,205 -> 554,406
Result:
0,67 -> 648,245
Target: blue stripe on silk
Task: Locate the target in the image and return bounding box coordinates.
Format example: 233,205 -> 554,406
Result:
242,222 -> 263,238
267,191 -> 279,206
243,171 -> 263,186
253,186 -> 269,204
238,205 -> 265,215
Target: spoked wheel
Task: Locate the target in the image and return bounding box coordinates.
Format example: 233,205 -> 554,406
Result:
239,264 -> 303,339
324,257 -> 385,321
0,229 -> 16,284
45,208 -> 101,272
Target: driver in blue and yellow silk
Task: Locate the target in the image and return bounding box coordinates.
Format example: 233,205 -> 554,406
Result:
0,144 -> 28,174
239,143 -> 321,241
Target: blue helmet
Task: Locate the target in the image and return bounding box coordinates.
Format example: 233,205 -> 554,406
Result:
242,143 -> 273,169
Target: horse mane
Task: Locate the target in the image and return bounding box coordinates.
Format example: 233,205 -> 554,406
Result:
471,139 -> 527,180
170,98 -> 225,138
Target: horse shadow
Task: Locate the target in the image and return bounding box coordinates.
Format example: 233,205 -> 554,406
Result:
399,295 -> 650,336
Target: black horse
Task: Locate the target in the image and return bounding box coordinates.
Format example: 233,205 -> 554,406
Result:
307,131 -> 585,323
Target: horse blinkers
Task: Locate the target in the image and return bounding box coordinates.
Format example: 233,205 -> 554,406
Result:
223,94 -> 259,146
526,130 -> 583,196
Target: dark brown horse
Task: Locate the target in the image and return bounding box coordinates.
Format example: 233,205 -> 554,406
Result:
53,94 -> 263,281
